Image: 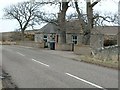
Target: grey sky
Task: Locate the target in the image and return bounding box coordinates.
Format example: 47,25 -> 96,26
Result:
0,0 -> 119,32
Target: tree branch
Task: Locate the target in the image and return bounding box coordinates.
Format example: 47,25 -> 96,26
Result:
91,0 -> 101,7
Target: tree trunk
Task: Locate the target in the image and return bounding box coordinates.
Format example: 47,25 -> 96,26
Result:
58,2 -> 69,44
87,2 -> 93,30
59,11 -> 66,44
59,31 -> 66,44
21,30 -> 24,41
74,1 -> 93,45
83,2 -> 93,45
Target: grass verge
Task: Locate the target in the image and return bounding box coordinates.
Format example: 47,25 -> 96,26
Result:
74,55 -> 118,70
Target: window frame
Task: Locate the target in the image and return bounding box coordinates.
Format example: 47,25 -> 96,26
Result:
72,35 -> 78,44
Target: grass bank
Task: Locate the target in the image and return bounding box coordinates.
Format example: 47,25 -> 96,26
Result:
75,55 -> 119,70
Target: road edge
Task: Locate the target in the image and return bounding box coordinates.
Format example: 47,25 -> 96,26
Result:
2,69 -> 18,89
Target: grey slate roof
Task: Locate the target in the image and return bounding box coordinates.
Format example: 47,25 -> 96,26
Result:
36,21 -> 118,35
65,20 -> 82,34
37,23 -> 59,34
37,20 -> 82,34
92,26 -> 118,35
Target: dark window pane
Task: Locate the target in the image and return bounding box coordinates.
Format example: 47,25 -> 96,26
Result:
44,35 -> 47,38
72,35 -> 77,44
75,41 -> 77,44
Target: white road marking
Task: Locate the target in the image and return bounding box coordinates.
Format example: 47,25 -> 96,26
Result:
17,52 -> 25,56
66,73 -> 107,90
32,59 -> 50,67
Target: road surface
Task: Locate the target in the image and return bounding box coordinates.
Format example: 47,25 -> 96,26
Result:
1,45 -> 118,89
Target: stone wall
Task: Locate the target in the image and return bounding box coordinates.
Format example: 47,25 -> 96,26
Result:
55,43 -> 73,51
35,34 -> 43,43
2,41 -> 16,45
17,41 -> 43,48
95,45 -> 119,61
74,45 -> 91,55
66,34 -> 72,44
90,34 -> 104,49
2,32 -> 13,41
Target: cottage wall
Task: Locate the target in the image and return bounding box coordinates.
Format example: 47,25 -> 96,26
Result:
66,34 -> 83,45
35,34 -> 43,43
66,34 -> 72,44
77,34 -> 83,45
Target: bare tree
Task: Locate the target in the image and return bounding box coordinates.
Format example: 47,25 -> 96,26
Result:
73,0 -> 101,44
39,0 -> 118,45
74,0 -> 118,45
37,0 -> 70,44
93,12 -> 118,26
3,1 -> 48,40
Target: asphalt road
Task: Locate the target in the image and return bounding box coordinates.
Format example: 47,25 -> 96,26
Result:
1,45 -> 118,89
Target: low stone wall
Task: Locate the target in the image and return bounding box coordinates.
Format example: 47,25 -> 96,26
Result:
95,45 -> 119,61
39,42 -> 44,48
17,41 -> 44,48
55,43 -> 72,51
74,45 -> 91,55
1,41 -> 16,45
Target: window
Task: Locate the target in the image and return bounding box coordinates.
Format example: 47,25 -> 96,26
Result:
43,35 -> 47,42
44,35 -> 47,39
72,35 -> 77,44
56,34 -> 59,43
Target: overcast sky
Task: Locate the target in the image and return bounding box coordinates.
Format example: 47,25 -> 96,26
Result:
0,0 -> 119,32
